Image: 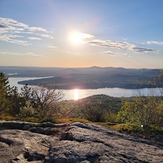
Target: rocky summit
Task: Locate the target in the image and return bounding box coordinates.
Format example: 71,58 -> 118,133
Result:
0,121 -> 163,163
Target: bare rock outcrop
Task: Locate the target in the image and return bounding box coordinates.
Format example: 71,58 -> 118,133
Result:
0,121 -> 163,163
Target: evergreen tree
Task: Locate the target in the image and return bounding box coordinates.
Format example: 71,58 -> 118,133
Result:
0,72 -> 11,113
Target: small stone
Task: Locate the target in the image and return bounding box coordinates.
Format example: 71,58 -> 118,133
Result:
36,127 -> 43,134
45,156 -> 50,160
42,122 -> 55,127
24,151 -> 30,159
44,127 -> 51,135
23,124 -> 30,130
81,161 -> 90,163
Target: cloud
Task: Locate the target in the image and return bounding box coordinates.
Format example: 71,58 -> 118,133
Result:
132,47 -> 155,53
0,17 -> 54,45
87,39 -> 156,53
0,34 -> 28,46
78,32 -> 94,39
37,33 -> 54,39
0,17 -> 28,28
47,45 -> 57,49
87,39 -> 135,50
147,41 -> 163,45
0,24 -> 6,28
28,37 -> 41,40
104,51 -> 117,56
25,52 -> 42,57
0,51 -> 41,57
28,27 -> 48,33
104,51 -> 128,57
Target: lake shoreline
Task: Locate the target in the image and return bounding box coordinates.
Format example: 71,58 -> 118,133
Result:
9,77 -> 163,100
18,80 -> 157,90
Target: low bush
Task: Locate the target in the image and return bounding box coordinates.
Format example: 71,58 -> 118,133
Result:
112,123 -> 143,133
0,114 -> 16,121
112,123 -> 163,140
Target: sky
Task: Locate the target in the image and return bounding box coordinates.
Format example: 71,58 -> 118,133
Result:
0,0 -> 163,68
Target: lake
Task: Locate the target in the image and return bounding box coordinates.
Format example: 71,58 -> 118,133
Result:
8,77 -> 163,100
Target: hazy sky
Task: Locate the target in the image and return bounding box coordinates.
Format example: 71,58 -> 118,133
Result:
0,0 -> 163,68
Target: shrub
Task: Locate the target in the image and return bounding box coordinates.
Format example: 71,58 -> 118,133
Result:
112,123 -> 163,140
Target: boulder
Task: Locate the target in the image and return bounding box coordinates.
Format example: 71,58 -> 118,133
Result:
0,121 -> 162,163
0,129 -> 55,163
47,122 -> 163,163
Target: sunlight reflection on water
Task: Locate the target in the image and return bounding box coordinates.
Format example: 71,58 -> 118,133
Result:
73,89 -> 79,100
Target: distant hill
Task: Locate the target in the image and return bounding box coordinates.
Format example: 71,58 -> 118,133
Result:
0,66 -> 162,89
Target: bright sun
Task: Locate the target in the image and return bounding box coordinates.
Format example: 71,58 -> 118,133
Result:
69,32 -> 82,44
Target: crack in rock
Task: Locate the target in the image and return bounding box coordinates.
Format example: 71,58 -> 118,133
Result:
0,122 -> 163,163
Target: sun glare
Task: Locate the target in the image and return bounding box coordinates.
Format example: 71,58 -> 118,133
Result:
69,32 -> 82,44
74,89 -> 79,100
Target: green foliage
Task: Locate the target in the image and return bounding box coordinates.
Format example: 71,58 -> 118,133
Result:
81,95 -> 122,112
0,72 -> 63,121
0,73 -> 11,113
112,123 -> 144,133
0,73 -> 29,116
55,118 -> 90,124
28,86 -> 63,120
112,123 -> 163,140
8,86 -> 22,115
156,101 -> 163,126
71,118 -> 90,123
19,101 -> 35,118
118,96 -> 163,127
62,95 -> 122,122
20,84 -> 32,98
81,104 -> 107,122
0,114 -> 16,121
40,117 -> 57,123
1,69 -> 163,140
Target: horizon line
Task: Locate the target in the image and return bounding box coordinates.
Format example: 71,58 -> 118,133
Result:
0,65 -> 162,70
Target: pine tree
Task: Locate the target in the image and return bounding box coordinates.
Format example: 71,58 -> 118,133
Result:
0,72 -> 11,113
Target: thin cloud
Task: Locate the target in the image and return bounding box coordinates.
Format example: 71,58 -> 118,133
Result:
0,51 -> 41,57
37,33 -> 54,39
133,47 -> 155,53
104,51 -> 117,56
0,24 -> 6,28
147,41 -> 163,45
0,17 -> 54,45
25,52 -> 42,57
47,45 -> 57,49
28,27 -> 48,33
0,17 -> 28,28
28,37 -> 41,40
87,39 -> 156,53
0,35 -> 28,46
104,51 -> 128,57
87,39 -> 135,50
78,32 -> 94,39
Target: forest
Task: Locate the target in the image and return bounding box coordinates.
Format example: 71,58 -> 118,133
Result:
18,67 -> 162,89
0,71 -> 163,140
1,66 -> 162,89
